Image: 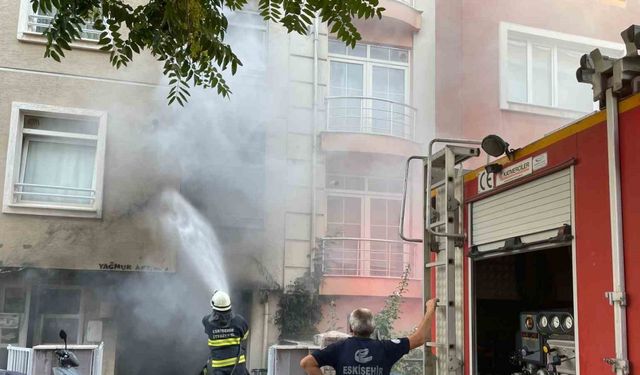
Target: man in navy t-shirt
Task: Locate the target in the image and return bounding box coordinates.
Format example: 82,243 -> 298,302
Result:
300,298 -> 438,375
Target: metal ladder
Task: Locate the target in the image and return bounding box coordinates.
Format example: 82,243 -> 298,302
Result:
400,139 -> 480,375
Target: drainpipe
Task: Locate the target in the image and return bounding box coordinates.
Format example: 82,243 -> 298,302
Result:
604,88 -> 629,375
261,292 -> 270,369
310,15 -> 320,274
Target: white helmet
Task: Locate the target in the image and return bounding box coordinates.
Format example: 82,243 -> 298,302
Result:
211,290 -> 232,312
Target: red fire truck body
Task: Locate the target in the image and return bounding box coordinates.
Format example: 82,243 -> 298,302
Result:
457,93 -> 640,375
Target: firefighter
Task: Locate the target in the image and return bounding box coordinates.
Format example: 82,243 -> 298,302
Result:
201,290 -> 250,375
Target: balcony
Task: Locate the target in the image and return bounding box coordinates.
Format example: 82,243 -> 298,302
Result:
318,237 -> 421,297
351,0 -> 422,38
321,97 -> 421,156
321,237 -> 417,277
326,96 -> 417,141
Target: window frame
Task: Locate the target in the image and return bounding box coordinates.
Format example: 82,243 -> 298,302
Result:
325,190 -> 410,278
3,102 -> 108,219
328,41 -> 411,104
226,10 -> 269,73
499,22 -> 624,118
16,0 -> 105,50
326,191 -> 402,239
0,285 -> 31,348
34,286 -> 85,345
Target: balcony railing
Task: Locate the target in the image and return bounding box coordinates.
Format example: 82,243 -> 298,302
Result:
319,237 -> 418,278
27,14 -> 101,41
325,96 -> 417,141
13,182 -> 96,205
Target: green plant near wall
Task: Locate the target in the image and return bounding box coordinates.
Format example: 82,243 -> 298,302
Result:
374,265 -> 411,339
326,299 -> 344,332
274,270 -> 324,341
374,265 -> 423,375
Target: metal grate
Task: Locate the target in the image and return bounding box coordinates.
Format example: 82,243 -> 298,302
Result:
7,345 -> 33,375
27,14 -> 101,41
320,237 -> 418,278
326,96 -> 417,141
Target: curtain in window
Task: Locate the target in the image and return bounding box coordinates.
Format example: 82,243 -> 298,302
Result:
531,45 -> 552,106
329,61 -> 364,132
558,49 -> 593,112
507,39 -> 528,103
325,196 -> 362,276
371,66 -> 406,137
369,199 -> 403,277
21,138 -> 96,205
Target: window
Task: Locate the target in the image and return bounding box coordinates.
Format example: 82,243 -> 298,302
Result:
0,287 -> 28,347
323,155 -> 411,278
17,0 -> 102,47
369,198 -> 403,277
328,40 -> 414,139
325,195 -> 405,277
3,103 -> 107,218
36,287 -> 83,345
325,196 -> 362,276
225,11 -> 268,71
500,22 -> 624,118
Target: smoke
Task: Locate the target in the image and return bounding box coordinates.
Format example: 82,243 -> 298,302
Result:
112,190 -> 231,374
84,3 -> 640,374
107,8 -> 283,374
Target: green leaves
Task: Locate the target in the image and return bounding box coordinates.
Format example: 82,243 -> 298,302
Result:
274,274 -> 324,340
31,0 -> 385,105
374,265 -> 411,339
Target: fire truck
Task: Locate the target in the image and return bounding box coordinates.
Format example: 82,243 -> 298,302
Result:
399,25 -> 640,375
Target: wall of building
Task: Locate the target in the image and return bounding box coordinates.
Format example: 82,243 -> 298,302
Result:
317,296 -> 424,335
0,0 -> 175,272
308,0 -> 432,350
437,0 -> 640,154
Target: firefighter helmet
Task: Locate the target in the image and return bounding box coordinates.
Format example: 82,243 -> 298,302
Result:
211,290 -> 232,311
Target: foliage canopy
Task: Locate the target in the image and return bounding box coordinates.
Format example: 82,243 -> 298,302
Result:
31,0 -> 385,105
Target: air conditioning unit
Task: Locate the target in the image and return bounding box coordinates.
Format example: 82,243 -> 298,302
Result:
267,343 -> 319,375
7,344 -> 103,375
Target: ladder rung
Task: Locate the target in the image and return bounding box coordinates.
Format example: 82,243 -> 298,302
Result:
426,341 -> 443,348
430,180 -> 445,190
429,220 -> 446,229
425,261 -> 446,269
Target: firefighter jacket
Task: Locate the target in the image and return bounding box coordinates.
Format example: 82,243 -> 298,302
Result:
203,312 -> 250,374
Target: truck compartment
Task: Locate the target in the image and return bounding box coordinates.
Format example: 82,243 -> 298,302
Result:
473,246 -> 575,375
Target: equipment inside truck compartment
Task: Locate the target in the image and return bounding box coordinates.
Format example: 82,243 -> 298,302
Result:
473,246 -> 576,375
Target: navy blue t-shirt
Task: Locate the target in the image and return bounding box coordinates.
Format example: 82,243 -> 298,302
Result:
312,337 -> 410,375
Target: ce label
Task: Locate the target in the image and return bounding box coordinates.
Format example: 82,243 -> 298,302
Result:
478,170 -> 495,193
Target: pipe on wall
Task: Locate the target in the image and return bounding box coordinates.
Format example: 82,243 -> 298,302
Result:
605,88 -> 629,375
261,293 -> 269,369
310,15 -> 320,274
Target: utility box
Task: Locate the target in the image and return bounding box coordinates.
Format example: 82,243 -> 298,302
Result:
31,344 -> 102,375
267,344 -> 318,375
313,331 -> 349,348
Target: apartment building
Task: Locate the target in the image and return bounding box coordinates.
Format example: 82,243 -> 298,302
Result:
436,0 -> 639,153
0,0 -> 178,373
2,0 -> 636,374
311,0 -> 433,336
0,0 -> 432,373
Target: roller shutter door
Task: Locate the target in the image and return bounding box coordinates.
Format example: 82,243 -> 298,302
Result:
471,168 -> 572,252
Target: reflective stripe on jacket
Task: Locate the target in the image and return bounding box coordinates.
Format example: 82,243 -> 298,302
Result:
203,312 -> 250,370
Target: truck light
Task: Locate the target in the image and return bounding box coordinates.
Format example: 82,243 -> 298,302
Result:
481,134 -> 516,160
